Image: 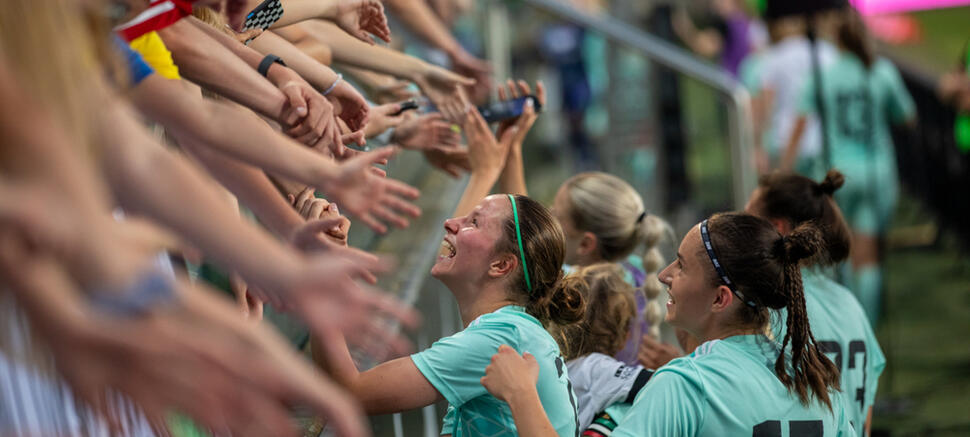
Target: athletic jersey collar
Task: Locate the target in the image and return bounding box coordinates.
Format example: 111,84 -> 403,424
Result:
468,305 -> 540,328
694,334 -> 775,357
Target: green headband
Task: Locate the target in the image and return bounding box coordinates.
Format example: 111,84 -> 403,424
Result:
507,194 -> 533,292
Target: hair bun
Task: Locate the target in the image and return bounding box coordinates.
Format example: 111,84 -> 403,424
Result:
818,170 -> 845,196
542,273 -> 588,326
780,224 -> 825,265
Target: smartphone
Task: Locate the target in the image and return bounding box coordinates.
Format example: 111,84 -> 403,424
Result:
242,0 -> 285,32
391,99 -> 419,116
478,96 -> 541,123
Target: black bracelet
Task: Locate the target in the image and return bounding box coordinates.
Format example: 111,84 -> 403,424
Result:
258,54 -> 286,77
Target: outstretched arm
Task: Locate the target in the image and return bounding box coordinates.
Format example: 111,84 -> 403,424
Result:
300,20 -> 474,121
158,18 -> 292,124
313,329 -> 443,414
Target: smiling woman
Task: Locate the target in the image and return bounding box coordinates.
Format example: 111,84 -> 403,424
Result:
316,103 -> 585,437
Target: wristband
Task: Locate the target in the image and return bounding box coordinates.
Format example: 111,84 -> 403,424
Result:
258,54 -> 286,77
323,73 -> 343,96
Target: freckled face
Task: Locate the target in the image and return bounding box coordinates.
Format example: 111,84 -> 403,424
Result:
432,195 -> 511,284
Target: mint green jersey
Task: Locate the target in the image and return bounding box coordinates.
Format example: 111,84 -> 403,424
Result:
613,335 -> 855,437
411,305 -> 578,436
798,54 -> 915,233
772,269 -> 886,435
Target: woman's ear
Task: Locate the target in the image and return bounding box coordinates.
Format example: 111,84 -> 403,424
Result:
578,231 -> 598,257
488,254 -> 516,279
710,285 -> 735,313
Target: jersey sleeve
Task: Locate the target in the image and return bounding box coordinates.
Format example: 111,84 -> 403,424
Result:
879,60 -> 916,124
863,321 -> 886,409
575,354 -> 652,428
411,321 -> 519,407
612,362 -> 705,437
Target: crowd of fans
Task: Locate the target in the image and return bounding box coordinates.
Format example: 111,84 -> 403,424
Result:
0,0 -> 951,436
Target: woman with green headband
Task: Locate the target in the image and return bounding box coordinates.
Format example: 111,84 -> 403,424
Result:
315,94 -> 586,436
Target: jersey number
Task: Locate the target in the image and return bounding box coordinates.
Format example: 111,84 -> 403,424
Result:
818,340 -> 867,412
753,420 -> 822,437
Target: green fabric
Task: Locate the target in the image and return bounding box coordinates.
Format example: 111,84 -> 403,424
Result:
771,268 -> 887,434
798,54 -> 915,234
411,305 -> 578,436
613,335 -> 855,436
851,266 -> 883,326
167,414 -> 208,437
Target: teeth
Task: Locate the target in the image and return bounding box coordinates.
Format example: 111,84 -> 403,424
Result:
438,240 -> 456,259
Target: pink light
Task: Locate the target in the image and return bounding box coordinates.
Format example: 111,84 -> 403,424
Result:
851,0 -> 970,15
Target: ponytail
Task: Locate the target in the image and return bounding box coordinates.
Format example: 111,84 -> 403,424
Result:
755,169 -> 852,265
838,10 -> 874,69
772,225 -> 841,410
529,270 -> 587,326
637,215 -> 674,340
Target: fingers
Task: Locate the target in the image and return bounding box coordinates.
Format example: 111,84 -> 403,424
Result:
536,80 -> 547,106
497,124 -> 520,146
359,146 -> 399,167
516,79 -> 532,97
299,217 -> 347,236
383,177 -> 421,201
506,79 -> 520,99
341,130 -> 366,147
294,187 -> 317,214
280,86 -> 308,125
358,213 -> 388,234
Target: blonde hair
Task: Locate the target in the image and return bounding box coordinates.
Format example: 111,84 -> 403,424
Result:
561,172 -> 671,339
0,0 -> 118,162
553,263 -> 636,360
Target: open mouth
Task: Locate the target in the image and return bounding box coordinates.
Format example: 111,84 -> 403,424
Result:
437,239 -> 456,260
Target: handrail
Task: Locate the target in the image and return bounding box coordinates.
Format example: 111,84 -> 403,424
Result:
509,0 -> 758,209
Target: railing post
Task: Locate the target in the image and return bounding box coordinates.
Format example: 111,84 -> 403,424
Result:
484,0 -> 511,91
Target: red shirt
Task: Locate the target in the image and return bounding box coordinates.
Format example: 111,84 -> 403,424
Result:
115,0 -> 195,42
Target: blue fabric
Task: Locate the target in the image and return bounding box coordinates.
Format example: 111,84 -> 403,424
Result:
113,36 -> 154,85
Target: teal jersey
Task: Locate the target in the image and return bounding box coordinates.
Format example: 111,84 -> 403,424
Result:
771,269 -> 886,435
411,305 -> 578,437
613,335 -> 855,437
798,54 -> 915,232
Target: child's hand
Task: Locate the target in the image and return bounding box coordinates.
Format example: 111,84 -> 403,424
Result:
481,345 -> 539,404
